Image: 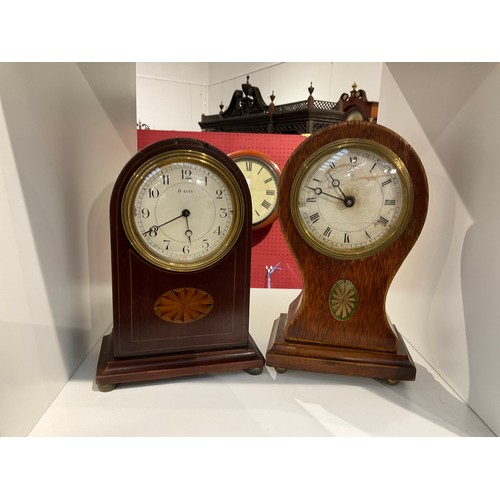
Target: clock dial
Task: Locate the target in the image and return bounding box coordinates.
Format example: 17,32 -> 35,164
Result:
122,150 -> 244,271
291,138 -> 413,259
229,150 -> 280,230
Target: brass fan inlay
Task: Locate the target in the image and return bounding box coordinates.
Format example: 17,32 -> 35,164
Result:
154,287 -> 214,324
329,280 -> 358,321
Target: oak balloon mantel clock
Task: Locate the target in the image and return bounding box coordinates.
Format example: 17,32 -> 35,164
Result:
266,121 -> 429,383
96,138 -> 264,391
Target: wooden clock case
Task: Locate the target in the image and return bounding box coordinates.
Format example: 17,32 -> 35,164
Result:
96,138 -> 264,390
266,122 -> 429,383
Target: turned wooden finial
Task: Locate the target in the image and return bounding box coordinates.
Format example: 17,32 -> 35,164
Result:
269,91 -> 275,113
307,82 -> 315,109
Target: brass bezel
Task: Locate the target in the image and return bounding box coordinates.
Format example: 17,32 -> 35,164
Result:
122,149 -> 245,272
291,138 -> 414,260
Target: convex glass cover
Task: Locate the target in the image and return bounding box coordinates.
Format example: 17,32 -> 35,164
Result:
122,150 -> 245,271
291,138 -> 413,259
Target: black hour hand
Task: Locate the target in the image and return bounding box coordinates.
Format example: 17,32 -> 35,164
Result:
307,186 -> 344,202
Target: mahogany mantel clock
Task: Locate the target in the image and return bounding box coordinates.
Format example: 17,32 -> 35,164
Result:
96,138 -> 264,391
266,121 -> 428,383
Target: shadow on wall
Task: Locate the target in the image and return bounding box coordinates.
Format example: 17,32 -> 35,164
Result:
87,182 -> 114,341
461,224 -> 500,436
0,64 -> 91,378
386,62 -> 500,435
0,63 -> 132,378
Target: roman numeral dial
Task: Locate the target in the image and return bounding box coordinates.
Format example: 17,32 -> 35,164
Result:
229,150 -> 281,230
291,139 -> 413,259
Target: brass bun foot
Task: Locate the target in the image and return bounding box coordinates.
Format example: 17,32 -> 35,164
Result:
98,383 -> 117,392
386,379 -> 400,385
275,367 -> 288,374
244,366 -> 263,375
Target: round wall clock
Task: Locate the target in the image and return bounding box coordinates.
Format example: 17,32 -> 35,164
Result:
229,150 -> 280,230
96,138 -> 264,391
266,121 -> 429,383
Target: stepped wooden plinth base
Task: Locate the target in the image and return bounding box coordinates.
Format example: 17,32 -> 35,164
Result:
266,314 -> 416,383
96,333 -> 264,391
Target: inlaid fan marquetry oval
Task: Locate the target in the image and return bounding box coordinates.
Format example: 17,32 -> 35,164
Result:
329,280 -> 358,321
154,287 -> 214,324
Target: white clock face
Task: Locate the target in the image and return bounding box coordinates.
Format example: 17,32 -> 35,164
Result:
291,139 -> 413,259
231,153 -> 279,228
122,151 -> 244,271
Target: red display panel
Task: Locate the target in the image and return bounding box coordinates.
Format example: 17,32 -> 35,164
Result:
138,130 -> 305,288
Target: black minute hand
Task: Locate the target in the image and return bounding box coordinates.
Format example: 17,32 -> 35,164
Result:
142,213 -> 184,235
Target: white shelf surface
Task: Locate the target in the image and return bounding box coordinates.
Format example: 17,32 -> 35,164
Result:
29,289 -> 495,437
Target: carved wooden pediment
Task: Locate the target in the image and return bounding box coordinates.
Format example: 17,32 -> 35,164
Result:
199,78 -> 378,134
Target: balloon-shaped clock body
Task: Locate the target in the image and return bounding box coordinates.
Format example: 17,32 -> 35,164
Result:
266,122 -> 428,383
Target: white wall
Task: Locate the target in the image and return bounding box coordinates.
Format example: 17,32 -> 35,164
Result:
381,62 -> 500,435
136,62 -> 383,131
0,62 -> 136,436
136,62 -> 209,131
